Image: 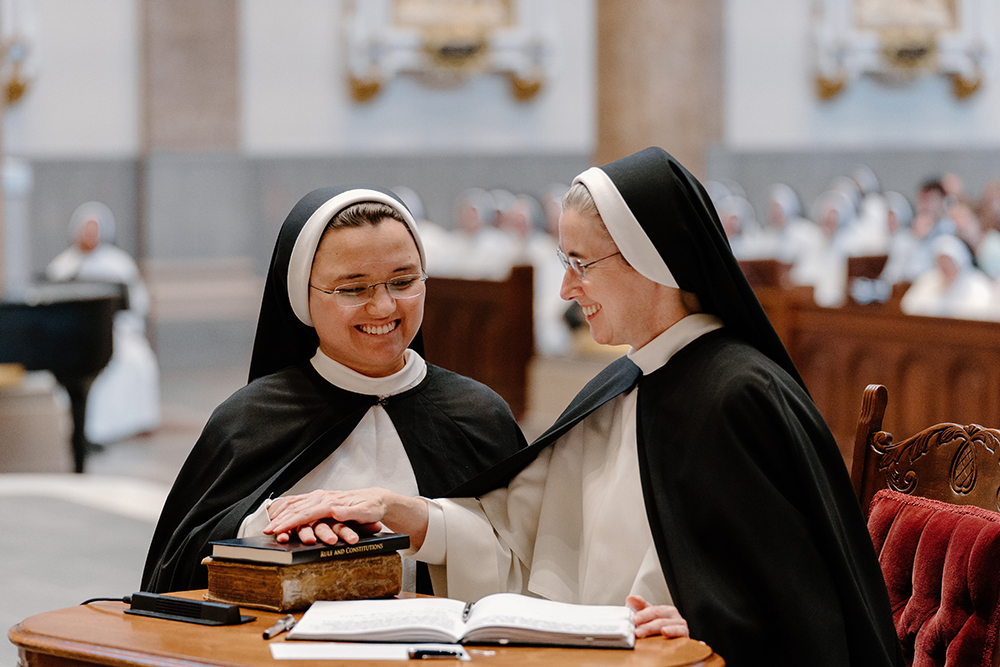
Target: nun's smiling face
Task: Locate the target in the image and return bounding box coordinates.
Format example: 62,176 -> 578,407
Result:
558,208 -> 680,349
308,220 -> 424,377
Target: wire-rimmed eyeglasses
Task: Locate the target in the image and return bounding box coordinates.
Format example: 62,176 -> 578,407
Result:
556,247 -> 622,280
310,274 -> 428,308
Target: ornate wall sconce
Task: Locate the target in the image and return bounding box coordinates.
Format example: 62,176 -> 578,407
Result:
345,0 -> 553,103
813,0 -> 989,101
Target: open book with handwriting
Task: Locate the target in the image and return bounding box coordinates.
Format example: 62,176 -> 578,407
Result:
286,593 -> 635,649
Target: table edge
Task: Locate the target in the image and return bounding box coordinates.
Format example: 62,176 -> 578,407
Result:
9,623 -> 244,667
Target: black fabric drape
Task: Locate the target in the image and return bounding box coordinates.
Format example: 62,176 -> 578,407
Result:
635,330 -> 901,667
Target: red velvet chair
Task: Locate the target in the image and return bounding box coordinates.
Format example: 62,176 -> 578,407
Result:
853,384 -> 1000,667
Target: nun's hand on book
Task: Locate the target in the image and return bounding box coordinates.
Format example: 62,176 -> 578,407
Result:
264,488 -> 389,541
273,518 -> 384,546
626,595 -> 689,639
264,488 -> 430,549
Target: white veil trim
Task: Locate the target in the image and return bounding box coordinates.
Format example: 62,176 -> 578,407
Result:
573,167 -> 678,288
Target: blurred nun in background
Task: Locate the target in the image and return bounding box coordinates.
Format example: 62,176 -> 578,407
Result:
901,234 -> 996,320
716,194 -> 764,259
878,191 -> 916,286
791,190 -> 856,307
46,201 -> 160,444
846,165 -> 889,255
761,183 -> 823,266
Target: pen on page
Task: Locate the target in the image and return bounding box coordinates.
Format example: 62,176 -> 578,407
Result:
263,614 -> 296,639
461,601 -> 473,621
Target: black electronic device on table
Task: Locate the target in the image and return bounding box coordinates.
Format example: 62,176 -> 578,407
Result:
124,592 -> 255,626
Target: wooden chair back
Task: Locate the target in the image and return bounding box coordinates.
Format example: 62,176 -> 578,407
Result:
847,254 -> 889,281
852,383 -> 1000,518
421,265 -> 534,420
737,259 -> 792,289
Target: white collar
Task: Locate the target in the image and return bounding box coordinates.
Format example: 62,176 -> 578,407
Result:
310,348 -> 427,397
627,313 -> 724,375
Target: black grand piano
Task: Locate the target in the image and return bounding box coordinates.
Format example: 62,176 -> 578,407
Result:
0,282 -> 122,472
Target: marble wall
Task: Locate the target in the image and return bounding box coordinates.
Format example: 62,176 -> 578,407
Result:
725,0 -> 1000,149
5,0 -> 596,275
142,0 -> 240,152
594,0 -> 723,178
241,0 -> 595,155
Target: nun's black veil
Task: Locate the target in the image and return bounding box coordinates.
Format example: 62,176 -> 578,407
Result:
597,146 -> 803,388
248,185 -> 423,383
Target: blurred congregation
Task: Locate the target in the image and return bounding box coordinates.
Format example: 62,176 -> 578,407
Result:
713,169 -> 1000,319
3,0 -> 1000,662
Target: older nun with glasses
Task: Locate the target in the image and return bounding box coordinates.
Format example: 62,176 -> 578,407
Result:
141,186 -> 526,595
263,152 -> 903,667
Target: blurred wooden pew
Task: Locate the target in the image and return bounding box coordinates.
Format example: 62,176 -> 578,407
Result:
421,265 -> 534,420
847,254 -> 888,280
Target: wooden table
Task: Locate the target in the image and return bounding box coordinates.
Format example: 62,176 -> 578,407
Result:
9,596 -> 723,667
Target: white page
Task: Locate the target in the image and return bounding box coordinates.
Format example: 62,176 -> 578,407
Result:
466,593 -> 634,637
270,642 -> 469,661
287,598 -> 468,642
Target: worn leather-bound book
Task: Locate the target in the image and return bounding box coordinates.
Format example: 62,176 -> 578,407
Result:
201,552 -> 403,612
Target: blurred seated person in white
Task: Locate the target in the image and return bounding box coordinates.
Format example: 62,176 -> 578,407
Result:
540,183 -> 568,238
917,179 -> 956,239
759,183 -> 823,265
790,190 -> 855,307
891,181 -> 960,284
878,192 -> 916,286
391,186 -> 454,279
901,234 -> 996,321
703,180 -> 730,213
45,201 -> 160,444
262,149 -> 902,667
534,185 -> 576,355
506,193 -> 573,356
941,172 -> 964,205
443,188 -> 514,280
141,187 -> 525,593
717,194 -> 765,259
844,165 -> 889,255
952,200 -> 1000,280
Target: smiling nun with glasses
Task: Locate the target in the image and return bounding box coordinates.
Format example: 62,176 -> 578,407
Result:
263,152 -> 901,667
141,186 -> 527,595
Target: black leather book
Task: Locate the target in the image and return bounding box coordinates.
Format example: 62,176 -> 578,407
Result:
209,532 -> 410,566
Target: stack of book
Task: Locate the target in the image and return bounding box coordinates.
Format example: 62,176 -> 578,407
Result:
201,532 -> 410,612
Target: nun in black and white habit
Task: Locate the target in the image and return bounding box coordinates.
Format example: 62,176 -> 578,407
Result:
141,186 -> 526,594
265,151 -> 903,667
